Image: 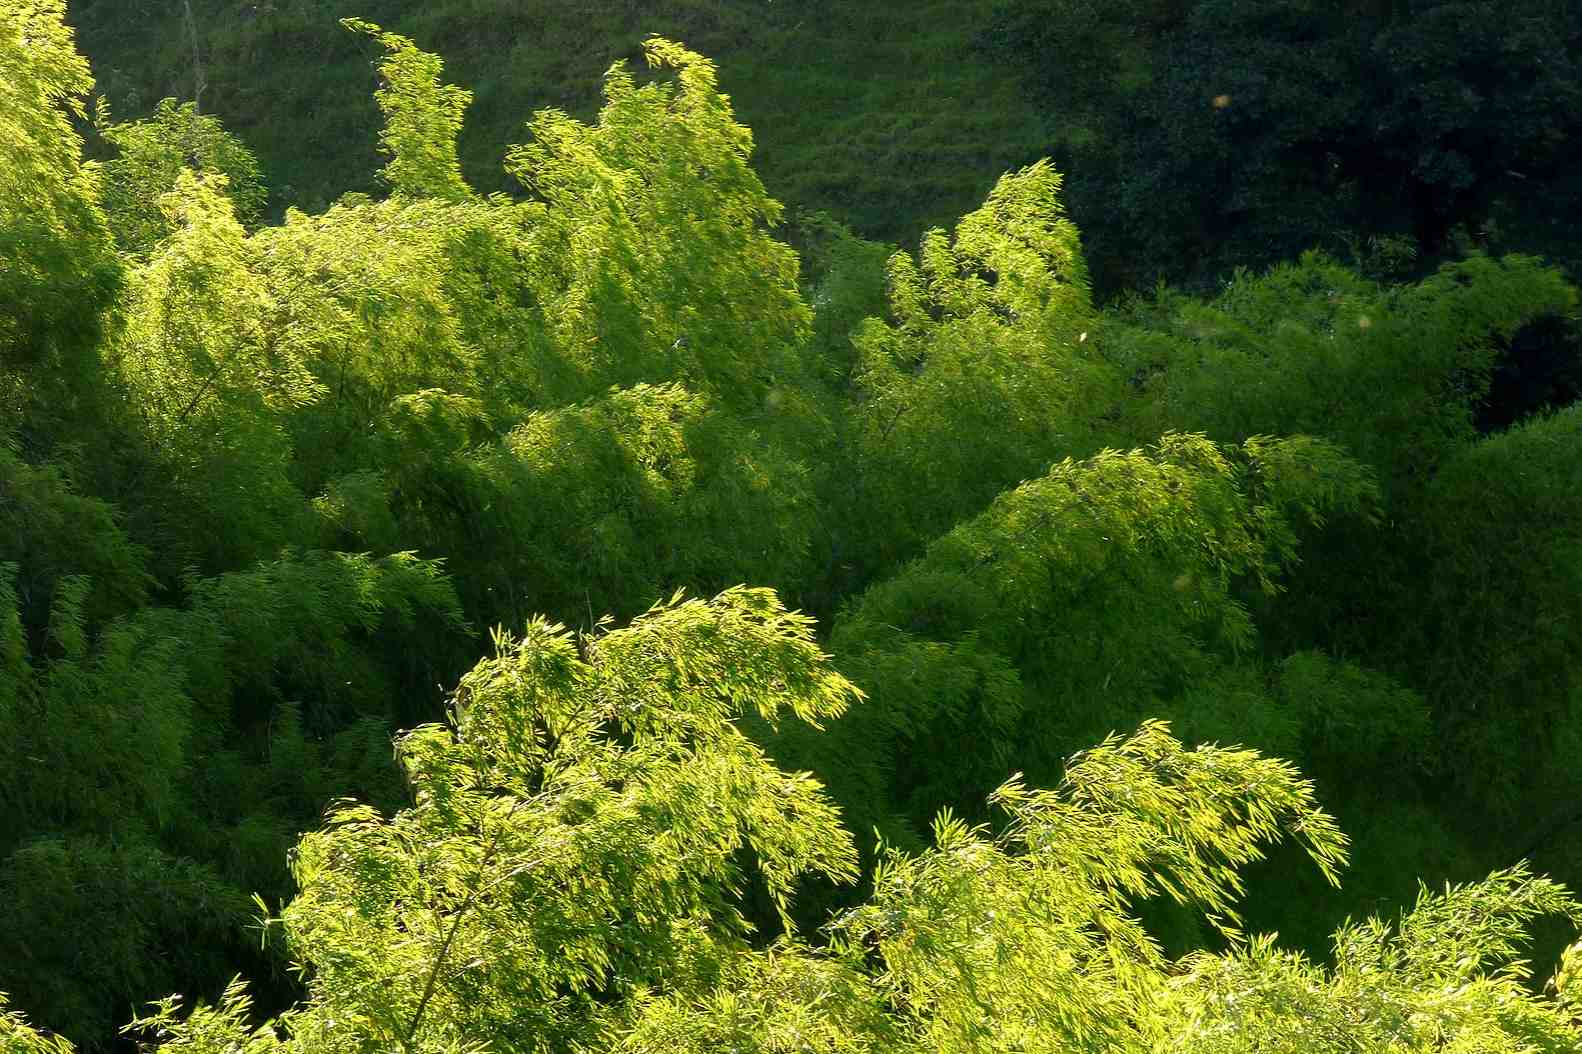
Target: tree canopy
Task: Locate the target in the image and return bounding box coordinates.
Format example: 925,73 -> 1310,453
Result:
3,3 -> 1582,1050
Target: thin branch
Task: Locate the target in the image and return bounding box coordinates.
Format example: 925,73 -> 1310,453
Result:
172,368 -> 221,426
1522,805 -> 1582,863
181,0 -> 207,172
877,402 -> 909,441
402,797 -> 537,1052
181,0 -> 206,117
402,872 -> 484,1053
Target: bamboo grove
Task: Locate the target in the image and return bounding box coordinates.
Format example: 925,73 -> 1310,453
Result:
4,2 -> 1582,1050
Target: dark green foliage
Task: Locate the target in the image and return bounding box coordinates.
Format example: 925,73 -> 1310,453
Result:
0,568 -> 188,845
1190,654 -> 1448,953
0,543 -> 463,1046
1106,251 -> 1578,492
0,448 -> 150,631
1408,407 -> 1582,820
1478,313 -> 1582,433
0,839 -> 256,1046
318,383 -> 818,627
786,433 -> 1379,844
1149,650 -> 1436,817
70,0 -> 1046,246
1094,245 -> 1582,842
62,0 -> 1582,303
1268,650 -> 1434,796
989,0 -> 1582,297
1099,250 -> 1580,690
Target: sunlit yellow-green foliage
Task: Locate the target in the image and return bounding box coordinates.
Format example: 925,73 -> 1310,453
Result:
3,1 -> 1582,1050
1162,866 -> 1582,1053
343,18 -> 473,203
1,993 -> 74,1054
0,0 -> 119,444
113,169 -> 318,570
94,98 -> 268,255
843,160 -> 1117,576
97,635 -> 1582,1053
502,37 -> 814,409
831,724 -> 1346,1054
268,590 -> 860,1054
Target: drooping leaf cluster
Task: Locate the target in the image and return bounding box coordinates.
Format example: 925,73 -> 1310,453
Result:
56,618 -> 1582,1054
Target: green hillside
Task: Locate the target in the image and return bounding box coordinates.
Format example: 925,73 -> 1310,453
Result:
72,0 -> 1049,244
70,0 -> 1582,302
